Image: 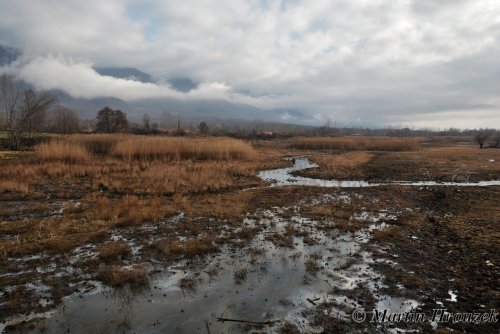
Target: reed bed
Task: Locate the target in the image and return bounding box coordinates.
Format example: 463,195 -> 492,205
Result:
35,135 -> 256,162
290,136 -> 421,151
35,140 -> 91,163
113,136 -> 256,161
67,134 -> 122,155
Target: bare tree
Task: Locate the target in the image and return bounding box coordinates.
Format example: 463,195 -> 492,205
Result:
0,73 -> 57,149
54,106 -> 80,134
95,107 -> 129,133
489,130 -> 500,148
474,129 -> 492,149
23,89 -> 56,140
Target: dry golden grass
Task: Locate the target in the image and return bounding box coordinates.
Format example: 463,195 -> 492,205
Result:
36,135 -> 256,162
90,195 -> 172,226
372,226 -> 406,243
98,264 -> 149,287
290,136 -> 421,151
67,134 -> 121,155
1,135 -> 259,196
0,193 -> 184,257
98,241 -> 131,260
35,140 -> 91,163
0,214 -> 111,256
0,179 -> 29,193
113,136 -> 256,161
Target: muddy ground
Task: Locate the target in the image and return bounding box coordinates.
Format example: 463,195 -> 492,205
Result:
0,141 -> 499,333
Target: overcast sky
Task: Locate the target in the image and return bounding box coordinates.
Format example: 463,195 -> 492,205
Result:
1,0 -> 499,128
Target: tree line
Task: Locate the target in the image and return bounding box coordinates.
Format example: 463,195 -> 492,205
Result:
1,72 -> 499,150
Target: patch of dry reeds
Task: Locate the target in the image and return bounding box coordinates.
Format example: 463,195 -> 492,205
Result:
35,140 -> 91,163
154,235 -> 217,259
112,136 -> 256,161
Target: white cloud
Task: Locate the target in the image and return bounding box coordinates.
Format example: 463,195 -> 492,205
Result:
15,55 -> 243,102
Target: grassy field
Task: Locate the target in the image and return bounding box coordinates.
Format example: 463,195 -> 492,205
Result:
0,134 -> 499,333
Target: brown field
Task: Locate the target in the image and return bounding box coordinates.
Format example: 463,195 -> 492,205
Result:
290,136 -> 422,151
296,145 -> 500,181
0,134 -> 499,333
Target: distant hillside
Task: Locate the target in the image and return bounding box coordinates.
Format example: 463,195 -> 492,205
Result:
53,88 -> 307,124
93,67 -> 155,83
169,78 -> 197,92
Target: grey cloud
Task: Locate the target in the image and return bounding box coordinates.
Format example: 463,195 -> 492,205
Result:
1,0 -> 499,128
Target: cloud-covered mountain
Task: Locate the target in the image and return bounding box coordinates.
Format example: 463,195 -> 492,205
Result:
2,0 -> 500,128
0,45 -> 21,66
52,85 -> 308,124
93,67 -> 154,84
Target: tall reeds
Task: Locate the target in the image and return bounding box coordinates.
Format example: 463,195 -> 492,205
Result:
35,135 -> 256,162
35,140 -> 91,163
112,136 -> 256,161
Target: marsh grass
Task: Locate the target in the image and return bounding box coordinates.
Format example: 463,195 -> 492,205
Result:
154,235 -> 217,259
35,140 -> 91,163
290,136 -> 421,151
178,277 -> 196,289
68,134 -> 121,155
35,135 -> 255,163
0,179 -> 29,193
113,136 -> 256,161
372,226 -> 406,242
98,264 -> 149,288
98,241 -> 131,261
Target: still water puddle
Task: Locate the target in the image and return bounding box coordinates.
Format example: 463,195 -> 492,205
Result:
11,206 -> 418,334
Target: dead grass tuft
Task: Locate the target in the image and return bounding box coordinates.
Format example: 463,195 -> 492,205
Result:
91,195 -> 172,226
178,277 -> 196,289
372,226 -> 406,243
98,264 -> 149,288
113,136 -> 256,161
98,241 -> 131,261
155,235 -> 217,259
